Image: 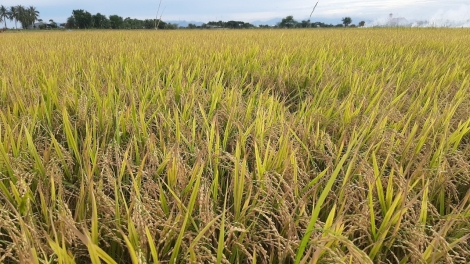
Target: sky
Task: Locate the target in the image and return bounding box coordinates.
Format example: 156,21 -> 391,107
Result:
0,0 -> 469,27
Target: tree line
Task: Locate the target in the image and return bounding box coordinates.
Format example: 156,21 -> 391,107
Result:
0,5 -> 177,30
198,20 -> 255,29
0,5 -> 40,29
0,5 -> 365,30
274,15 -> 365,28
65,9 -> 177,29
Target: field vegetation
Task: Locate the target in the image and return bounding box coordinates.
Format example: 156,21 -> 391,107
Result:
1,29 -> 470,263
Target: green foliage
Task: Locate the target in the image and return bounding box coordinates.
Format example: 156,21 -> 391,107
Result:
203,20 -> 254,29
49,19 -> 57,28
66,10 -> 168,30
0,5 -> 8,28
342,16 -> 352,26
278,15 -> 298,28
6,5 -> 40,29
8,6 -> 19,29
109,14 -> 123,29
71,9 -> 93,29
92,13 -> 110,29
66,15 -> 75,28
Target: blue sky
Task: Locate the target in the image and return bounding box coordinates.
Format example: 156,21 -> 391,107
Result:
1,0 -> 469,26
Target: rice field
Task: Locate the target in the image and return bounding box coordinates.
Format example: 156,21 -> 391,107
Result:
1,29 -> 470,263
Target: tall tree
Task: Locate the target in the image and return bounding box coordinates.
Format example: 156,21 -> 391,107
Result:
359,21 -> 365,27
123,17 -> 133,29
8,6 -> 18,29
92,13 -> 109,29
66,16 -> 76,29
0,5 -> 8,29
27,6 -> 40,28
109,15 -> 123,29
342,17 -> 352,27
278,16 -> 298,28
16,5 -> 28,29
72,9 -> 92,29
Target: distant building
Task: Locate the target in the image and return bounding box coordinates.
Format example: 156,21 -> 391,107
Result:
414,21 -> 428,27
27,22 -> 66,29
388,13 -> 409,27
28,22 -> 48,29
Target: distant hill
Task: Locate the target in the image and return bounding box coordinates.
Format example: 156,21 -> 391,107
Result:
250,18 -> 283,26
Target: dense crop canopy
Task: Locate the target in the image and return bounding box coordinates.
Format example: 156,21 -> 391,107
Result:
0,29 -> 470,263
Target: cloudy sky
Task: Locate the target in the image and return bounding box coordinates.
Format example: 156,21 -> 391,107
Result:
1,0 -> 469,25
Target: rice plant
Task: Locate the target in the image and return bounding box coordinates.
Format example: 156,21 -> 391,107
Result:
0,28 -> 470,263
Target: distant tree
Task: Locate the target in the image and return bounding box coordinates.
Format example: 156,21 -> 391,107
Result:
61,11 -> 170,30
71,9 -> 92,29
23,6 -> 39,28
15,5 -> 27,28
342,17 -> 352,27
123,17 -> 134,29
66,16 -> 76,28
204,20 -> 254,29
311,22 -> 334,28
154,19 -> 167,29
206,20 -> 223,27
92,13 -> 109,28
243,22 -> 254,28
8,6 -> 19,29
279,15 -> 298,28
228,21 -> 250,28
122,17 -> 147,29
188,23 -> 197,29
225,20 -> 240,28
359,21 -> 365,27
109,15 -> 123,29
300,20 -> 311,28
144,19 -> 155,29
49,19 -> 57,28
18,6 -> 40,29
0,5 -> 8,29
335,23 -> 344,27
165,23 -> 178,29
350,24 -> 356,27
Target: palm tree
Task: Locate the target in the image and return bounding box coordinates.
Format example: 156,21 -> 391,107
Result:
15,5 -> 26,29
9,6 -> 19,29
27,6 -> 39,29
0,5 -> 7,29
